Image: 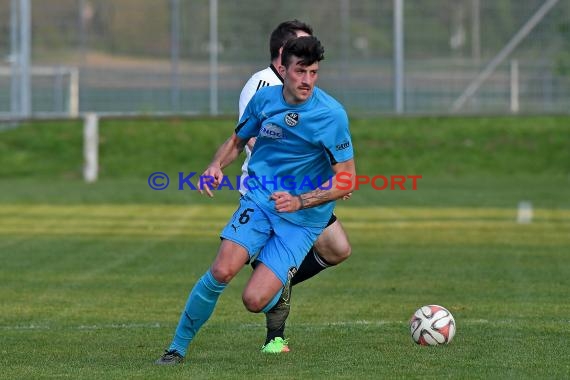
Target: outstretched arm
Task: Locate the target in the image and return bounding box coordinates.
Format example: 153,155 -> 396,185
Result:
200,133 -> 248,197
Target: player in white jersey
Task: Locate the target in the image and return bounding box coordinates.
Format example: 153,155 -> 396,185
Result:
238,20 -> 353,354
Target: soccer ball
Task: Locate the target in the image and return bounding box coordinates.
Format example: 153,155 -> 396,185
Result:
410,305 -> 456,346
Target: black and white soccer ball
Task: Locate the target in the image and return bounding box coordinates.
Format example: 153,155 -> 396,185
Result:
410,305 -> 456,346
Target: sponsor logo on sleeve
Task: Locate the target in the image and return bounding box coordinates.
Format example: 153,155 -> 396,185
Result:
336,140 -> 351,151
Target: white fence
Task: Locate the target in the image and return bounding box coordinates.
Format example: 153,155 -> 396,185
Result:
1,0 -> 569,116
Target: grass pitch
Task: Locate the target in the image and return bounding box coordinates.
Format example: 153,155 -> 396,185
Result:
1,115 -> 569,378
1,204 -> 569,379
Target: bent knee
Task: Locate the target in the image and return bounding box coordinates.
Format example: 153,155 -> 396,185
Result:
210,265 -> 237,284
334,242 -> 352,262
318,240 -> 352,264
242,292 -> 265,313
340,243 -> 352,260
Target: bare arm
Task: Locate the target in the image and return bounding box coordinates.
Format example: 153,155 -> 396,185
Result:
200,133 -> 248,197
271,158 -> 356,212
246,137 -> 257,151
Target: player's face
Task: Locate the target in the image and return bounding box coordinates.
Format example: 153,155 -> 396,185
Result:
281,57 -> 319,104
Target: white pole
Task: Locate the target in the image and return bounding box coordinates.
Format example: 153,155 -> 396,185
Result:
83,113 -> 99,183
170,0 -> 181,112
10,0 -> 20,117
69,67 -> 79,117
209,0 -> 218,115
510,59 -> 519,114
340,0 -> 350,101
517,201 -> 533,224
393,0 -> 404,114
471,0 -> 481,62
19,0 -> 31,117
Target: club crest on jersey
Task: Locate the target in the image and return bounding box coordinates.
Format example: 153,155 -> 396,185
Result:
284,112 -> 299,127
259,123 -> 284,139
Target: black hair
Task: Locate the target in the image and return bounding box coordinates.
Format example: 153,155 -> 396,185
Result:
281,36 -> 325,67
269,20 -> 313,60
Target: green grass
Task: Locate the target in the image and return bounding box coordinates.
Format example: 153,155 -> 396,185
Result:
1,205 -> 569,379
1,115 -> 569,179
1,115 -> 569,208
1,115 -> 569,378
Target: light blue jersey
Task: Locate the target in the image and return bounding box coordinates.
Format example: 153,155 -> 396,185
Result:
236,85 -> 353,227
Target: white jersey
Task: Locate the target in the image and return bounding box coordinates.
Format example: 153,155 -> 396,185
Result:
238,65 -> 283,194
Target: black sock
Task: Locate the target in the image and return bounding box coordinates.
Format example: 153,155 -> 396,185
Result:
291,248 -> 332,286
265,325 -> 285,344
265,294 -> 289,344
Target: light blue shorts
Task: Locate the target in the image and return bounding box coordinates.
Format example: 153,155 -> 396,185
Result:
220,196 -> 324,285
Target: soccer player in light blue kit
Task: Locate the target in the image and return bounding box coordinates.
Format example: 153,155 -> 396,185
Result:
240,20 -> 353,354
156,35 -> 356,365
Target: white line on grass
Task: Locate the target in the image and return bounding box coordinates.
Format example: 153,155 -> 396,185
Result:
0,322 -> 163,331
2,319 -> 561,331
